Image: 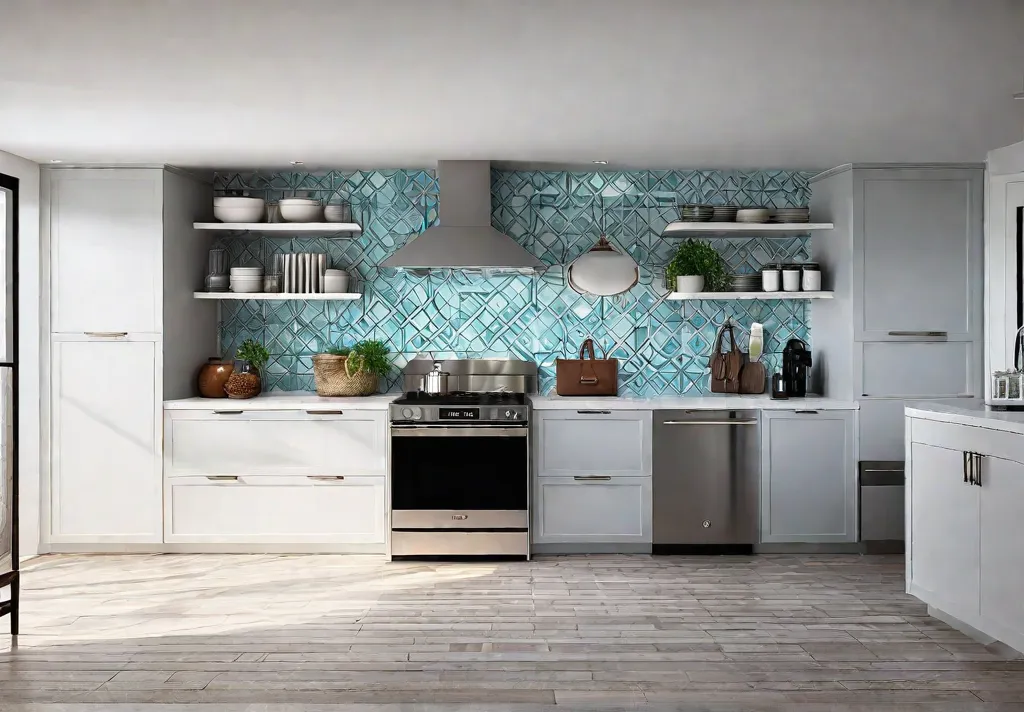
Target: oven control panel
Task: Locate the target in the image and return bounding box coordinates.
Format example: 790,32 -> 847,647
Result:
390,404 -> 529,424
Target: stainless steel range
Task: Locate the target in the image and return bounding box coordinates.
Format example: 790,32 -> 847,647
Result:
388,358 -> 536,560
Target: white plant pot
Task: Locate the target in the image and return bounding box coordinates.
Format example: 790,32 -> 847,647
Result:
675,275 -> 705,292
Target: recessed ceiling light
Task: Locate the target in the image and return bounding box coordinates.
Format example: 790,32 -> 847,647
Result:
289,160 -> 304,166
592,160 -> 609,165
49,159 -> 62,163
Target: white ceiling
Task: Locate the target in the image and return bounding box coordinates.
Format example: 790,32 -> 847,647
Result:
2,0 -> 1023,170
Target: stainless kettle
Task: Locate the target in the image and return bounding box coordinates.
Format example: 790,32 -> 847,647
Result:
421,361 -> 450,395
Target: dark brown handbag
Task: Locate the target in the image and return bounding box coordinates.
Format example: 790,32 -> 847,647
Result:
556,338 -> 618,396
709,323 -> 744,393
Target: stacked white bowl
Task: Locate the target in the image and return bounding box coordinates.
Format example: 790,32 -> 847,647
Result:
324,269 -> 350,293
214,196 -> 265,223
230,266 -> 265,293
279,198 -> 322,222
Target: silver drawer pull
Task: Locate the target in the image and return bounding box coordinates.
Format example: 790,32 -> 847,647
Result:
887,330 -> 948,338
206,475 -> 239,482
307,410 -> 344,415
573,475 -> 612,481
213,410 -> 243,415
308,475 -> 345,481
576,410 -> 612,415
84,331 -> 128,338
795,410 -> 819,415
662,419 -> 758,425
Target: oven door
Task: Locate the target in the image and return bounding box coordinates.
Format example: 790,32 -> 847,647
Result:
390,425 -> 529,529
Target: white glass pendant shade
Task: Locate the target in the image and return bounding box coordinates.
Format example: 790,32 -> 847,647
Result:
567,236 -> 639,297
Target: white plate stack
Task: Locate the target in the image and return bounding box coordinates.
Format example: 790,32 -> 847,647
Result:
771,207 -> 810,223
230,266 -> 264,293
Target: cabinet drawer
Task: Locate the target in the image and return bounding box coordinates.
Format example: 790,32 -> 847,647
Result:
165,475 -> 385,543
533,476 -> 651,543
860,341 -> 974,397
165,411 -> 386,477
535,411 -> 651,477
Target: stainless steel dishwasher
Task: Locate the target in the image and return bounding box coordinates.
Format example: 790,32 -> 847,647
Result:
653,410 -> 759,554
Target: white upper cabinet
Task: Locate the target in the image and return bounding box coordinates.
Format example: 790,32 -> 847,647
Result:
49,169 -> 163,334
854,168 -> 982,342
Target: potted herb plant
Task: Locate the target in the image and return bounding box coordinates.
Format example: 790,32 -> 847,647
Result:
312,339 -> 391,396
665,239 -> 729,292
225,338 -> 270,399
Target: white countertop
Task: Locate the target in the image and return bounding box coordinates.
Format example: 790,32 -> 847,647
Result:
164,391 -> 398,411
906,399 -> 1024,436
528,394 -> 859,410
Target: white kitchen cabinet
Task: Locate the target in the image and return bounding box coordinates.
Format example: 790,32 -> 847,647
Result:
760,409 -> 857,543
534,410 -> 651,478
859,397 -> 967,461
853,169 -> 983,342
164,475 -> 386,546
532,475 -> 651,545
165,410 -> 387,477
48,168 -> 164,334
908,441 -> 980,620
979,454 -> 1024,646
50,338 -> 161,542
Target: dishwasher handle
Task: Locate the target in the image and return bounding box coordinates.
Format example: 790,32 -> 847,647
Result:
661,419 -> 758,426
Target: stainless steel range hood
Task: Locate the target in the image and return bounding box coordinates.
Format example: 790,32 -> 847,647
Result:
382,160 -> 543,271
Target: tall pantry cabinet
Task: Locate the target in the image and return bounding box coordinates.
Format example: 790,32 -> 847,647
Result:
45,168 -> 214,546
810,164 -> 984,464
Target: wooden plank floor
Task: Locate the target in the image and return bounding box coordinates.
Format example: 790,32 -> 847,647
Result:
1,553 -> 1023,711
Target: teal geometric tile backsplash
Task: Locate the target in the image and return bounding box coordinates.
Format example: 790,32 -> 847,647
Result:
214,169 -> 811,394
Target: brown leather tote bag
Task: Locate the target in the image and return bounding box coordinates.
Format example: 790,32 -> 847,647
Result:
556,338 -> 618,396
709,323 -> 744,393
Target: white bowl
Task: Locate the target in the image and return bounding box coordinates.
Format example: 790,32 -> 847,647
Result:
736,208 -> 770,223
324,274 -> 350,293
230,266 -> 264,277
229,278 -> 264,294
279,200 -> 323,222
324,204 -> 350,223
213,197 -> 265,223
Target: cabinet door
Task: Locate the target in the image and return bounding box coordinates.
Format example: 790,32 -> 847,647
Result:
860,397 -> 968,461
534,410 -> 651,477
854,168 -> 982,342
908,441 -> 979,620
760,410 -> 856,543
51,339 -> 161,541
979,455 -> 1024,649
533,476 -> 651,543
50,169 -> 163,334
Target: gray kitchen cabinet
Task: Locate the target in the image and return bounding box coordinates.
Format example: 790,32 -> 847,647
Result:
532,476 -> 651,546
810,164 -> 983,477
533,409 -> 651,478
854,168 -> 983,342
760,409 -> 857,543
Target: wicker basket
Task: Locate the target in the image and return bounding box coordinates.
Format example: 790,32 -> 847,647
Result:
312,354 -> 379,396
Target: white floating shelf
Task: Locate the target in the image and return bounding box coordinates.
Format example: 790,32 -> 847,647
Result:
193,292 -> 361,301
667,291 -> 834,301
663,222 -> 834,237
193,222 -> 362,237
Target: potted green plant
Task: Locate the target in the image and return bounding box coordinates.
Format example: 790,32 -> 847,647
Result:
312,339 -> 391,396
225,338 -> 270,399
665,239 -> 729,292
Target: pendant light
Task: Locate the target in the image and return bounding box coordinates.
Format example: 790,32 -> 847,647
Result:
567,196 -> 639,297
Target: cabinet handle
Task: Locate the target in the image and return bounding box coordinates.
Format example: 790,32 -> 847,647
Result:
887,330 -> 948,339
206,475 -> 239,482
662,419 -> 758,426
576,410 -> 611,415
308,475 -> 345,481
573,475 -> 612,481
963,451 -> 970,483
84,331 -> 128,338
213,410 -> 243,415
307,410 -> 344,415
795,410 -> 819,415
973,453 -> 983,487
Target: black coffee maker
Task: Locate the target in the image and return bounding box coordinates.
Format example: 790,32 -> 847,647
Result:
782,338 -> 812,397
